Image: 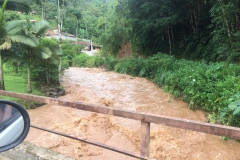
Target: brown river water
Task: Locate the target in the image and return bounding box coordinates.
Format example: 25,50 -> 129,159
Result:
25,67 -> 240,160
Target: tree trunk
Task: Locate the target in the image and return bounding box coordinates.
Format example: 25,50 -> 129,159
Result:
46,62 -> 50,85
84,21 -> 88,38
171,27 -> 174,47
58,57 -> 61,83
218,1 -> 233,60
58,0 -> 61,39
27,62 -> 32,93
0,51 -> 5,90
167,26 -> 172,55
220,1 -> 232,40
60,0 -> 65,31
76,19 -> 78,45
237,0 -> 240,30
105,16 -> 107,33
182,22 -> 186,39
15,65 -> 18,74
189,12 -> 196,36
42,3 -> 44,20
90,38 -> 93,53
194,11 -> 199,36
83,29 -> 84,38
186,1 -> 201,37
235,13 -> 239,30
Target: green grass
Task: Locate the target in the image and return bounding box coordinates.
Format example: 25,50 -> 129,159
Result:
0,66 -> 44,109
3,69 -> 42,95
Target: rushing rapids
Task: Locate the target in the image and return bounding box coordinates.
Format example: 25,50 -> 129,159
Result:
25,67 -> 240,160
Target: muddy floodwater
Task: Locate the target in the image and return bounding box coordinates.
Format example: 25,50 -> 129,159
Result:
25,67 -> 240,160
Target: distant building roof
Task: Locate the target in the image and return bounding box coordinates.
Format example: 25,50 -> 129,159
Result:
70,41 -> 101,48
46,30 -> 75,36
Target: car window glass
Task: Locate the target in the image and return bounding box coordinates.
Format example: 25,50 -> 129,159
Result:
0,104 -> 24,147
0,103 -> 18,123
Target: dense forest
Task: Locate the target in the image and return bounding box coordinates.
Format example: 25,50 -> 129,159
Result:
1,0 -> 240,127
4,0 -> 238,62
102,0 -> 240,62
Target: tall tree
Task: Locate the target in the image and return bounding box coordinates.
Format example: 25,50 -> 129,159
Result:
67,7 -> 82,45
209,0 -> 240,61
112,0 -> 212,58
9,19 -> 50,92
0,0 -> 38,90
25,20 -> 50,92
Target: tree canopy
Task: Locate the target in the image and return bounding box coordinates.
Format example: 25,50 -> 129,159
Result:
97,0 -> 240,62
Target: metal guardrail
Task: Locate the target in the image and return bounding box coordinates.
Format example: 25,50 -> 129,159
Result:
1,90 -> 240,159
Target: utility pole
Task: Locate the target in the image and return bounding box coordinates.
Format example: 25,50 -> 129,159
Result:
41,1 -> 44,20
58,0 -> 61,39
58,0 -> 62,83
76,19 -> 78,45
61,0 -> 65,31
90,37 -> 93,55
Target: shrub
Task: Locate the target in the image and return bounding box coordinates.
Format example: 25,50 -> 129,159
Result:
72,52 -> 240,127
85,57 -> 96,68
104,55 -> 118,70
72,54 -> 89,67
139,53 -> 175,78
114,57 -> 144,76
94,56 -> 105,67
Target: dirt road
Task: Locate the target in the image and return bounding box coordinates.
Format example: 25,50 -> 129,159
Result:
25,67 -> 240,160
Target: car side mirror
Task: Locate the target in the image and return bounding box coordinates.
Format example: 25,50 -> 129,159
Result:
0,100 -> 30,152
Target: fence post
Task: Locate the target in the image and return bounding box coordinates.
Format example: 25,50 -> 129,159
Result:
140,121 -> 150,159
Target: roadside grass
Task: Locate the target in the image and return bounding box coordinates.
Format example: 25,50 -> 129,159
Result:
0,67 -> 44,109
4,69 -> 42,95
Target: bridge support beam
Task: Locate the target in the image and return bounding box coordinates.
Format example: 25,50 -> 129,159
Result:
140,121 -> 150,159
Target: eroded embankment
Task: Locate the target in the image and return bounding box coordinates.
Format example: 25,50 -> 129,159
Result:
25,68 -> 240,160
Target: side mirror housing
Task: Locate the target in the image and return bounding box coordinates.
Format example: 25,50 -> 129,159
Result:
0,100 -> 30,152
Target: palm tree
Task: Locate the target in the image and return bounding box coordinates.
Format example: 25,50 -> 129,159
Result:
67,7 -> 82,45
0,0 -> 9,90
2,43 -> 25,74
0,0 -> 38,90
12,19 -> 51,92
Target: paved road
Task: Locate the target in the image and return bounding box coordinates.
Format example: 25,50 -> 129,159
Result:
0,142 -> 73,160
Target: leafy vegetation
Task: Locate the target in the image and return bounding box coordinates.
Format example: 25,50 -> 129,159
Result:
73,53 -> 240,127
98,0 -> 240,62
0,0 -> 240,128
0,0 -> 39,90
